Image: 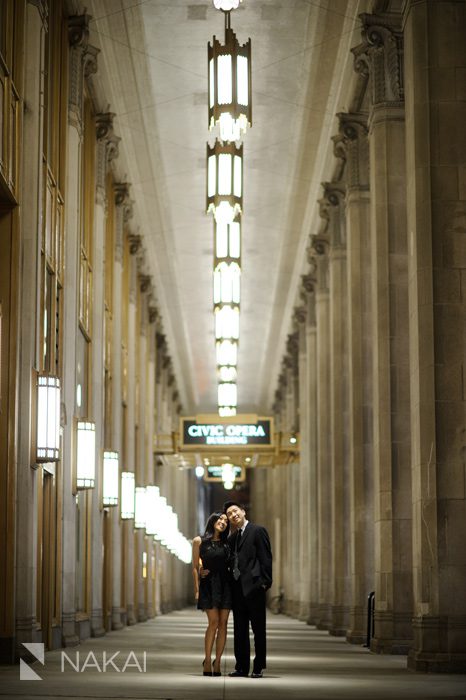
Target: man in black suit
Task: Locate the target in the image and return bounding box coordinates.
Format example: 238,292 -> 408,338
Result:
223,500 -> 272,678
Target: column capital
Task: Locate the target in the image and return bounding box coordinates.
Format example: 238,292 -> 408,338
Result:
68,15 -> 100,126
96,112 -> 120,193
293,306 -> 307,326
352,12 -> 404,107
336,112 -> 369,188
129,234 -> 142,255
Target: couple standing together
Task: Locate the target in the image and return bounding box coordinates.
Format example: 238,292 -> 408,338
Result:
192,500 -> 273,678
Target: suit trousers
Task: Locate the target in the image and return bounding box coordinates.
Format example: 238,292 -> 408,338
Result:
232,580 -> 266,673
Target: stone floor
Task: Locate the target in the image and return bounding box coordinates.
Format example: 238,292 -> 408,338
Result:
1,609 -> 466,700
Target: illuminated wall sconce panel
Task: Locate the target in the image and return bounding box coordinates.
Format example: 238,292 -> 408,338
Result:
134,486 -> 148,529
207,140 -> 243,225
208,11 -> 251,142
121,471 -> 135,519
36,374 -> 61,462
76,421 -> 96,489
145,485 -> 160,536
102,450 -> 119,506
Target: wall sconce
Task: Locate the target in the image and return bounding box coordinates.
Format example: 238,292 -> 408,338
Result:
102,450 -> 119,506
121,471 -> 135,519
36,374 -> 61,462
208,9 -> 251,141
134,486 -> 148,529
76,421 -> 96,488
207,139 -> 243,225
145,485 -> 160,536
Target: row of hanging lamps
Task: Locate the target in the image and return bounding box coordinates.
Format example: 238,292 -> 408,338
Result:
207,1 -> 251,417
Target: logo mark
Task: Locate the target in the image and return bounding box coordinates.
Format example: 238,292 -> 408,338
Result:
20,643 -> 45,681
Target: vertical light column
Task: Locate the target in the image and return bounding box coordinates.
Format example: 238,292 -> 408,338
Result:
404,0 -> 466,672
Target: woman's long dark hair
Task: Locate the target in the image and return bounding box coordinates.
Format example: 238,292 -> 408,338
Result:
202,512 -> 229,543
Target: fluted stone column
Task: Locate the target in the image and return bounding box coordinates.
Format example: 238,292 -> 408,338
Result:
61,14 -> 98,647
295,304 -> 311,620
312,243 -> 332,630
353,13 -> 413,653
302,268 -> 319,624
110,182 -> 131,630
337,112 -> 375,644
89,115 -> 117,639
404,0 -> 466,672
322,182 -> 350,637
15,0 -> 47,651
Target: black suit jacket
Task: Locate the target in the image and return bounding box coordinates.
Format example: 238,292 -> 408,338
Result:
229,522 -> 273,599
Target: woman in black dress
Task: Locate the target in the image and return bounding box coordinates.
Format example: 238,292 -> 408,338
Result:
192,512 -> 232,676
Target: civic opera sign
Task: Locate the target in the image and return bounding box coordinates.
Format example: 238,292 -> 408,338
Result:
180,416 -> 274,450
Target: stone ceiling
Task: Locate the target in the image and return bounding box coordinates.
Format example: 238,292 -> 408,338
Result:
87,0 -> 369,413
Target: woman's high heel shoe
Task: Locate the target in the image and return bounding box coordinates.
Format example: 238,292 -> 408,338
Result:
202,658 -> 212,676
212,659 -> 221,676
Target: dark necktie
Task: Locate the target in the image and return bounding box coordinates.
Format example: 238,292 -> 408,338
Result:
232,530 -> 242,581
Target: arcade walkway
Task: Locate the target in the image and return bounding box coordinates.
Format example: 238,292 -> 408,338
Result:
1,610 -> 465,700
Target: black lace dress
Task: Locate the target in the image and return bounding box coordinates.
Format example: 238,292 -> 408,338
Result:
197,538 -> 233,610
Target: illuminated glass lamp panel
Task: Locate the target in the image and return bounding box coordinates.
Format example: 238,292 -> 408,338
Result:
207,140 -> 243,225
213,262 -> 240,304
208,13 -> 251,141
134,486 -> 148,529
36,374 -> 61,462
215,218 -> 241,264
215,304 -> 239,340
218,382 -> 237,417
102,451 -> 119,506
216,339 -> 238,366
145,485 -> 160,536
213,0 -> 243,10
76,421 -> 96,489
121,471 -> 135,520
218,365 -> 237,382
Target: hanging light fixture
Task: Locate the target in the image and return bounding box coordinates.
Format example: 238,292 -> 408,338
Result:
207,140 -> 243,225
218,381 -> 237,412
215,217 -> 241,263
121,471 -> 135,519
208,9 -> 251,142
102,450 -> 119,506
76,421 -> 96,489
145,485 -> 160,536
216,338 -> 238,366
215,304 -> 240,340
36,374 -> 61,462
218,365 -> 237,382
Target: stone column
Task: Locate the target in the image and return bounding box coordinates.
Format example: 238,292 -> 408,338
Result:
302,268 -> 319,624
294,303 -> 311,620
310,236 -> 332,630
323,182 -> 351,637
61,14 -> 98,647
15,0 -> 47,651
403,0 -> 466,672
110,182 -> 131,630
353,13 -> 413,653
337,112 -> 375,644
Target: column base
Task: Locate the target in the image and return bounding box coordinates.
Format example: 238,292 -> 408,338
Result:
370,637 -> 411,655
346,630 -> 366,645
315,603 -> 332,630
329,605 -> 349,636
111,606 -> 124,630
407,650 -> 466,673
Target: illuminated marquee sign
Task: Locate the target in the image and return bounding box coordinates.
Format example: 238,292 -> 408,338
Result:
180,417 -> 273,449
205,465 -> 245,482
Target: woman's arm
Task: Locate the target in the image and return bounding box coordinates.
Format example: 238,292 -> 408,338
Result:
192,536 -> 201,600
